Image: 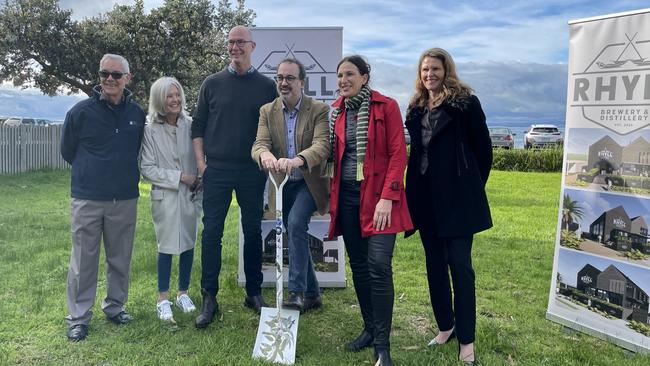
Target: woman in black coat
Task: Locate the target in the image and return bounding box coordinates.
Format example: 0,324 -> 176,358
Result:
404,48 -> 492,366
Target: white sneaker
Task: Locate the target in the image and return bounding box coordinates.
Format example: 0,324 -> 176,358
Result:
156,299 -> 174,321
176,293 -> 196,313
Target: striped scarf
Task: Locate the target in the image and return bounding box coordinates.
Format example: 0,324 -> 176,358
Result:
325,84 -> 371,181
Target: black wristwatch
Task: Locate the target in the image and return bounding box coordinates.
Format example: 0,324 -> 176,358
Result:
297,154 -> 308,169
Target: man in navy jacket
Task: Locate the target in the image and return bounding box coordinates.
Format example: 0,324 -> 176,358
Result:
61,54 -> 145,342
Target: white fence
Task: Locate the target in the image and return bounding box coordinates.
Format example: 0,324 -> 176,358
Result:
0,125 -> 68,175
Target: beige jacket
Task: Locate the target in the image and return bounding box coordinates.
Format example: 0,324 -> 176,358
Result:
252,95 -> 330,215
140,115 -> 202,255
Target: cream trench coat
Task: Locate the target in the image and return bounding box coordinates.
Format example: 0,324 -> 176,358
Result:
140,115 -> 202,255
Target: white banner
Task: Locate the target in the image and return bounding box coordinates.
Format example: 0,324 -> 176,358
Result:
547,8 -> 650,352
251,27 -> 342,104
238,27 -> 346,288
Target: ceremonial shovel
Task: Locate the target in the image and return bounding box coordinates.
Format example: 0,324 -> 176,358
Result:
252,172 -> 300,364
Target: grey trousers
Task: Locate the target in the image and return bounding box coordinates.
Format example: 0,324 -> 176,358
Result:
65,198 -> 138,327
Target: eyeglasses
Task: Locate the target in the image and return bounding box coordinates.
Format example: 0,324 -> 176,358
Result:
274,75 -> 298,83
98,70 -> 126,80
226,39 -> 253,47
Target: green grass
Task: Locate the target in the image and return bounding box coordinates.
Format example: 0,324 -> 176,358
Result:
0,169 -> 649,365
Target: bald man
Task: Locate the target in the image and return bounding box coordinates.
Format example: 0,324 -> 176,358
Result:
191,25 -> 278,328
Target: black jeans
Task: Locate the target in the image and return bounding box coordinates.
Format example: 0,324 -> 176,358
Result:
420,227 -> 476,345
200,165 -> 266,297
338,181 -> 395,350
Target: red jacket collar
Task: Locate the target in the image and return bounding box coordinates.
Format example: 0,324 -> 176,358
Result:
331,89 -> 391,109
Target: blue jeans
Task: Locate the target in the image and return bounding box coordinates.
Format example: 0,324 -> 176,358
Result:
158,249 -> 194,293
200,166 -> 265,297
282,180 -> 320,297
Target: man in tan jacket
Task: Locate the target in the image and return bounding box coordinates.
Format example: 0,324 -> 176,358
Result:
252,58 -> 330,312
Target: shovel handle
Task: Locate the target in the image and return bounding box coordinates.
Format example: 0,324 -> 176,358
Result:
269,172 -> 289,309
268,172 -> 289,192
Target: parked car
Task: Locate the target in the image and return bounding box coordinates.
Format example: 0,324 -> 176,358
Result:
524,124 -> 563,149
404,126 -> 411,145
3,117 -> 36,126
488,126 -> 515,149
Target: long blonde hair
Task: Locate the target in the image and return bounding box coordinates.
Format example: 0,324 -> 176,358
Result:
408,48 -> 473,110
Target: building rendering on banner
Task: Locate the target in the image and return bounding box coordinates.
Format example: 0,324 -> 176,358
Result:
588,136 -> 650,176
562,263 -> 650,324
586,205 -> 650,254
263,231 -> 339,270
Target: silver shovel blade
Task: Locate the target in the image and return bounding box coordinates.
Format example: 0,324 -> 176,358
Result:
252,307 -> 301,364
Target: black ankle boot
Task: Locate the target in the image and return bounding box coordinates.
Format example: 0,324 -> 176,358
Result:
195,288 -> 218,329
345,329 -> 374,352
375,348 -> 393,366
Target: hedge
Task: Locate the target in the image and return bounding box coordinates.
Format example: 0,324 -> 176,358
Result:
492,146 -> 563,172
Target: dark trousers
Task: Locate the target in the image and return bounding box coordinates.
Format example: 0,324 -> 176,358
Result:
338,181 -> 395,350
157,249 -> 194,293
420,227 -> 476,344
200,165 -> 266,297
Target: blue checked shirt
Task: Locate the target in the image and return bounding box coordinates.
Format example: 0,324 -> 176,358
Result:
283,95 -> 303,181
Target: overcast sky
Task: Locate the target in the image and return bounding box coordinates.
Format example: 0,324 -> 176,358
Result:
2,1 -> 647,123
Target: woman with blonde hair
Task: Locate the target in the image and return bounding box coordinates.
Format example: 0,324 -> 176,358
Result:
140,77 -> 202,322
404,48 -> 492,365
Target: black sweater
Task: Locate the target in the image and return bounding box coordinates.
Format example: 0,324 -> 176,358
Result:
191,69 -> 277,169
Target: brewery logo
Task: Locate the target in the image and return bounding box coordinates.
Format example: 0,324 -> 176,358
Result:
256,43 -> 336,102
612,217 -> 627,229
598,147 -> 614,160
571,32 -> 650,134
580,275 -> 593,284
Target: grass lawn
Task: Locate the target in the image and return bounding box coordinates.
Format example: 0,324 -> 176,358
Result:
0,169 -> 649,365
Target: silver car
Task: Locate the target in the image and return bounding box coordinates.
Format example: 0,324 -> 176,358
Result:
488,126 -> 515,149
3,117 -> 36,126
524,124 -> 563,149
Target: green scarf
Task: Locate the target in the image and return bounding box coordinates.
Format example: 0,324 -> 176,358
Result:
325,84 -> 371,181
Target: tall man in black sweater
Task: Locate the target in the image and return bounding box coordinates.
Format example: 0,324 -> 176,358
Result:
191,25 -> 277,328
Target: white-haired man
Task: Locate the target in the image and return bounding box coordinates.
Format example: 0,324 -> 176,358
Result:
61,54 -> 145,341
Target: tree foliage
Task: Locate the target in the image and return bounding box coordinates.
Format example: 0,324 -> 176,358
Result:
0,0 -> 255,109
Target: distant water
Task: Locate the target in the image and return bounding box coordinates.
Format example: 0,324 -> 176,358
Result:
487,122 -> 565,149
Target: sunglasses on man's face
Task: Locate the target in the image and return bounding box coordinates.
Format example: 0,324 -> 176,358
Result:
98,70 -> 126,80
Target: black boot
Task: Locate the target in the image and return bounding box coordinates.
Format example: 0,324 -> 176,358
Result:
374,348 -> 393,366
345,329 -> 374,352
282,292 -> 304,311
195,288 -> 218,329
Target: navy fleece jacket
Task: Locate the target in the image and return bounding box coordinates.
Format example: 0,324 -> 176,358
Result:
61,86 -> 145,200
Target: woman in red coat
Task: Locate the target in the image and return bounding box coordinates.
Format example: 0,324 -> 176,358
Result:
327,55 -> 412,366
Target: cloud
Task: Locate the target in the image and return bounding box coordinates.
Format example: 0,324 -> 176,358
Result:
246,0 -> 645,64
370,60 -> 567,124
0,87 -> 82,120
8,0 -> 646,123
58,0 -> 137,19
